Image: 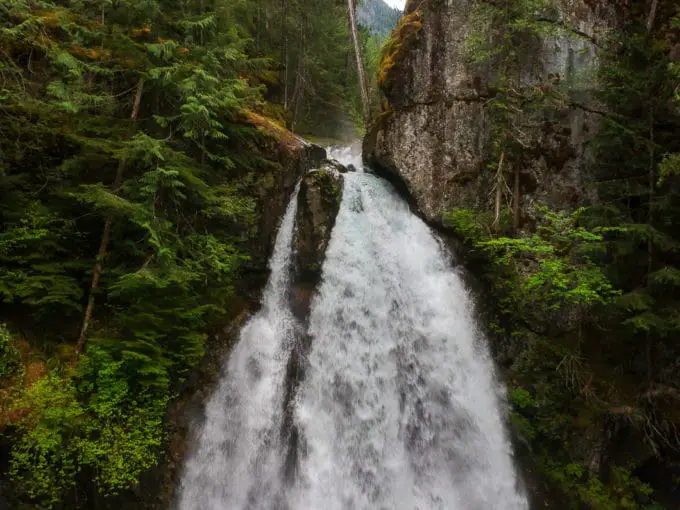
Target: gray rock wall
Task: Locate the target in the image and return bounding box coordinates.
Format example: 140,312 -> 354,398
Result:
365,0 -> 618,224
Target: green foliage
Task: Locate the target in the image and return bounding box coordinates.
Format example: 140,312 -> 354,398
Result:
465,0 -> 560,67
589,14 -> 680,384
445,205 -> 619,319
0,203 -> 85,319
538,460 -> 657,510
235,0 -> 375,137
9,366 -> 166,505
463,0 -> 589,219
658,153 -> 680,184
0,323 -> 20,378
445,203 -> 668,507
447,6 -> 680,506
0,0 -> 353,505
357,0 -> 401,39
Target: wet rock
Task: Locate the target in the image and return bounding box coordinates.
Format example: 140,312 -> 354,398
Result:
319,159 -> 349,174
291,167 -> 344,318
251,141 -> 327,275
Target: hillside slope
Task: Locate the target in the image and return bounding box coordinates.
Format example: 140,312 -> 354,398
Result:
358,0 -> 402,38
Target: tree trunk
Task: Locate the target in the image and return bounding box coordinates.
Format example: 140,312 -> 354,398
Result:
282,0 -> 289,110
646,0 -> 660,32
76,78 -> 145,354
492,152 -> 505,231
643,0 -> 658,380
348,0 -> 371,126
256,0 -> 261,53
290,21 -> 306,132
645,113 -> 655,382
513,165 -> 520,232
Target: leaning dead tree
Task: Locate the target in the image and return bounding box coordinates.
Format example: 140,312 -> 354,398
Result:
76,78 -> 145,354
348,0 -> 371,126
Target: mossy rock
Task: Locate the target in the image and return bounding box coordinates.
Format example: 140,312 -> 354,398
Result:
292,168 -> 344,291
378,8 -> 424,102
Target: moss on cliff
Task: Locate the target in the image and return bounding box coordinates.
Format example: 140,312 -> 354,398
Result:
308,168 -> 342,199
377,8 -> 423,99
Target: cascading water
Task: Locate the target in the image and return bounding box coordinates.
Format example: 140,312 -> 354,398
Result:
177,185 -> 300,509
177,149 -> 528,510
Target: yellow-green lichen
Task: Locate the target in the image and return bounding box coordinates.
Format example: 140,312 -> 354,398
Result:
377,8 -> 424,95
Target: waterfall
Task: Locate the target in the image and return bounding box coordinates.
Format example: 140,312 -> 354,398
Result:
177,185 -> 300,510
177,151 -> 528,510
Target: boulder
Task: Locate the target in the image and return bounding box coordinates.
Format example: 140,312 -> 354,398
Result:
291,167 -> 344,318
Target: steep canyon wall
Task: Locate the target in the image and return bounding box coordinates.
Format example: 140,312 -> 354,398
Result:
365,0 -> 618,224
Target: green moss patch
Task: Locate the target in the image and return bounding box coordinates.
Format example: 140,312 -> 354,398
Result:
377,8 -> 424,98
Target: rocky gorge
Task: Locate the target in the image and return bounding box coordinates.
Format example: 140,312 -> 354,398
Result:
160,1 -> 680,498
149,2 -> 680,505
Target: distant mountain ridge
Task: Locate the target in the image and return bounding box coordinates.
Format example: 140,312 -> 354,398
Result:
357,0 -> 402,39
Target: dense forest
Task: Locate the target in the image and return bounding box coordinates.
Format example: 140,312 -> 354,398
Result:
0,0 -> 396,507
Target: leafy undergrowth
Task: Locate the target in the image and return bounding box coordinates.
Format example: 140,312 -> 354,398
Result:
0,327 -> 48,434
445,207 -> 676,509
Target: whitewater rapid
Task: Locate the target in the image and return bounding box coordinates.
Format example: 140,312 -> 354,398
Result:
177,149 -> 528,510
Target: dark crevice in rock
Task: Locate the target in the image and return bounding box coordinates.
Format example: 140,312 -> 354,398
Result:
535,16 -> 601,47
388,93 -> 491,114
363,152 -> 424,223
569,101 -> 608,117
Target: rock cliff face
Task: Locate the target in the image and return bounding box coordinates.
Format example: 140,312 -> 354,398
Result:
293,162 -> 346,285
252,137 -> 327,271
365,0 -> 617,224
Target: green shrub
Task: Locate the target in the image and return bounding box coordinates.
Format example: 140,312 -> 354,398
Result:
0,323 -> 20,378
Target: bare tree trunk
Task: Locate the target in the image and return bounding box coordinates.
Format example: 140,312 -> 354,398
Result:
256,0 -> 261,53
290,22 -> 306,133
645,114 -> 655,382
348,0 -> 371,126
642,7 -> 658,381
282,0 -> 289,110
492,152 -> 505,231
646,0 -> 659,32
513,165 -> 520,232
76,78 -> 145,354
